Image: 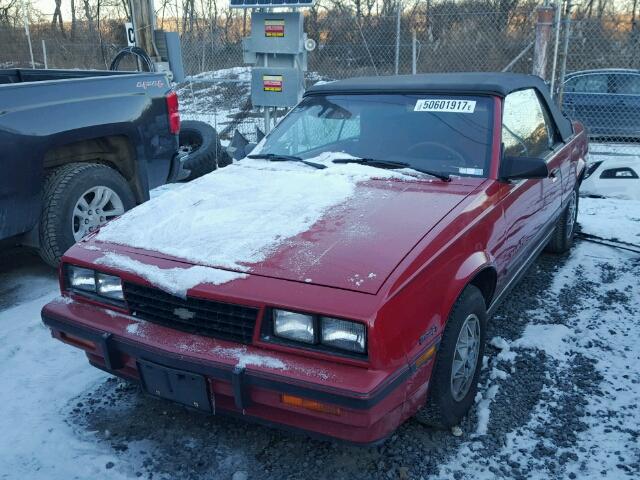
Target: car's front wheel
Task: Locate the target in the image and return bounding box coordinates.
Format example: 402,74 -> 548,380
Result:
415,285 -> 487,429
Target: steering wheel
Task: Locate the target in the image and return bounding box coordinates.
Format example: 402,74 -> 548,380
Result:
407,141 -> 467,165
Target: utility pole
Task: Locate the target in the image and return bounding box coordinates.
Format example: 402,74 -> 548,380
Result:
394,0 -> 401,75
532,4 -> 555,79
557,0 -> 573,106
130,0 -> 159,60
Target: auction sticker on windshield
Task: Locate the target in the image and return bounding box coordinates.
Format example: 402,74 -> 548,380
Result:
414,99 -> 476,113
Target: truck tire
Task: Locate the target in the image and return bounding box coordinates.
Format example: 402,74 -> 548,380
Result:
545,188 -> 579,254
39,163 -> 135,267
178,120 -> 232,181
415,285 -> 487,429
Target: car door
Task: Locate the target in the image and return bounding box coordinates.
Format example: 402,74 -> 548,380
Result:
609,72 -> 640,139
494,89 -> 561,290
563,72 -> 611,137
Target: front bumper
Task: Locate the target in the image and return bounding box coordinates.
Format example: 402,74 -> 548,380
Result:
42,298 -> 427,444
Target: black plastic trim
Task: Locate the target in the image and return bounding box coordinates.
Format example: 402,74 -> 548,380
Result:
42,313 -> 410,410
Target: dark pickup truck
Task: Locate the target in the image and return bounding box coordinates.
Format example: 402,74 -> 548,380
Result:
0,68 -> 180,265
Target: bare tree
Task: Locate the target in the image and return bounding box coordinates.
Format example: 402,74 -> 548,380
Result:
52,0 -> 66,35
0,0 -> 20,26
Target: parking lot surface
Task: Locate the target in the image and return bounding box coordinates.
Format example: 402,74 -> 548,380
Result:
1,198 -> 638,480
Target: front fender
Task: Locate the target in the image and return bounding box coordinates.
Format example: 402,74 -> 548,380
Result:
442,251 -> 496,323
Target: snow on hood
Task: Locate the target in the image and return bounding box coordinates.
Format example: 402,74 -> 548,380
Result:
95,153 -> 407,280
95,252 -> 247,298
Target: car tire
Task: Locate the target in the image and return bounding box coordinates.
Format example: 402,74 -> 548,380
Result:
545,188 -> 579,254
178,120 -> 232,181
39,163 -> 135,267
415,285 -> 487,429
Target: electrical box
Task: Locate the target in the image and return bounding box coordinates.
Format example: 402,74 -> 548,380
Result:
245,12 -> 304,55
251,67 -> 304,107
242,11 -> 307,108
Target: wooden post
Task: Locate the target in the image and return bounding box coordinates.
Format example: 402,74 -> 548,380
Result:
532,5 -> 555,79
131,0 -> 158,60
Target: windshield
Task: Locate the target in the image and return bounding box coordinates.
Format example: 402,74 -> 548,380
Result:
257,94 -> 494,178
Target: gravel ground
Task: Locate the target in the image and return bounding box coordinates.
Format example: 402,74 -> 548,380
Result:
53,240 -> 638,480
1,205 -> 638,480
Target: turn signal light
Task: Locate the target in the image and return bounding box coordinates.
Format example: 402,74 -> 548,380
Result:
60,332 -> 96,351
281,394 -> 342,416
415,345 -> 437,368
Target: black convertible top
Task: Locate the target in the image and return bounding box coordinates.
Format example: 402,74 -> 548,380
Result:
305,72 -> 574,141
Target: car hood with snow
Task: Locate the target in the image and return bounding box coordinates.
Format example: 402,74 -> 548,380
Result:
85,157 -> 480,295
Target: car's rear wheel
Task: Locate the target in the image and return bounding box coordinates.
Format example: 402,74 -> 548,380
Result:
39,163 -> 135,267
545,188 -> 579,254
415,285 -> 487,429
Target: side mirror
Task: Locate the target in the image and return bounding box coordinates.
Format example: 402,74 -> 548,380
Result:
500,155 -> 549,181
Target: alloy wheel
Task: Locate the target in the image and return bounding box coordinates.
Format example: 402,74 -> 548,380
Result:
450,313 -> 481,402
72,186 -> 125,241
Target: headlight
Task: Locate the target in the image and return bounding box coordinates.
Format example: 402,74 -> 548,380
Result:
268,309 -> 367,355
321,317 -> 366,353
68,266 -> 96,292
96,272 -> 124,300
66,264 -> 124,305
273,310 -> 315,344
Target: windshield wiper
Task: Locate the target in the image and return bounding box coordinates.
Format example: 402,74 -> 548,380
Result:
333,158 -> 451,182
248,153 -> 327,170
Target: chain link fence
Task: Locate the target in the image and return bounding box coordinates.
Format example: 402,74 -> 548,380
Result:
2,1 -> 640,160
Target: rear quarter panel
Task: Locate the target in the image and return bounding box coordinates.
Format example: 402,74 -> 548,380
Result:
0,72 -> 176,239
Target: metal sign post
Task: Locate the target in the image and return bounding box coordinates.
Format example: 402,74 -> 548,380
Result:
231,0 -> 316,134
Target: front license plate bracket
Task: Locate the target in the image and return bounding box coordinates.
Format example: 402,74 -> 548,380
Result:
138,359 -> 213,413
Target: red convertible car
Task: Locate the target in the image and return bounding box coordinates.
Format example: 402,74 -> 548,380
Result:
42,73 -> 587,444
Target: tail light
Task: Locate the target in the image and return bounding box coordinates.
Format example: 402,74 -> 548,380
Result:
166,91 -> 180,134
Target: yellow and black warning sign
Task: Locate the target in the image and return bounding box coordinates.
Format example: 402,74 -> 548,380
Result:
263,75 -> 283,92
265,19 -> 285,37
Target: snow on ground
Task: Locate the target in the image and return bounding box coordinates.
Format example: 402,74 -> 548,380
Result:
0,274 -> 129,479
578,197 -> 640,245
1,169 -> 639,479
589,142 -> 640,158
435,236 -> 640,479
176,67 -> 331,142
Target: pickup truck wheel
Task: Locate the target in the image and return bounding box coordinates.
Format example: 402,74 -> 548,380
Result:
545,188 -> 579,254
179,120 -> 232,181
415,285 -> 487,429
39,163 -> 135,267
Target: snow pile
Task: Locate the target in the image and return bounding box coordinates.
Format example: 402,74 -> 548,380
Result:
96,155 -> 406,273
187,66 -> 252,83
473,336 -> 516,436
0,288 -> 119,479
475,384 -> 500,435
579,197 -> 640,245
95,252 -> 247,298
511,323 -> 573,361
